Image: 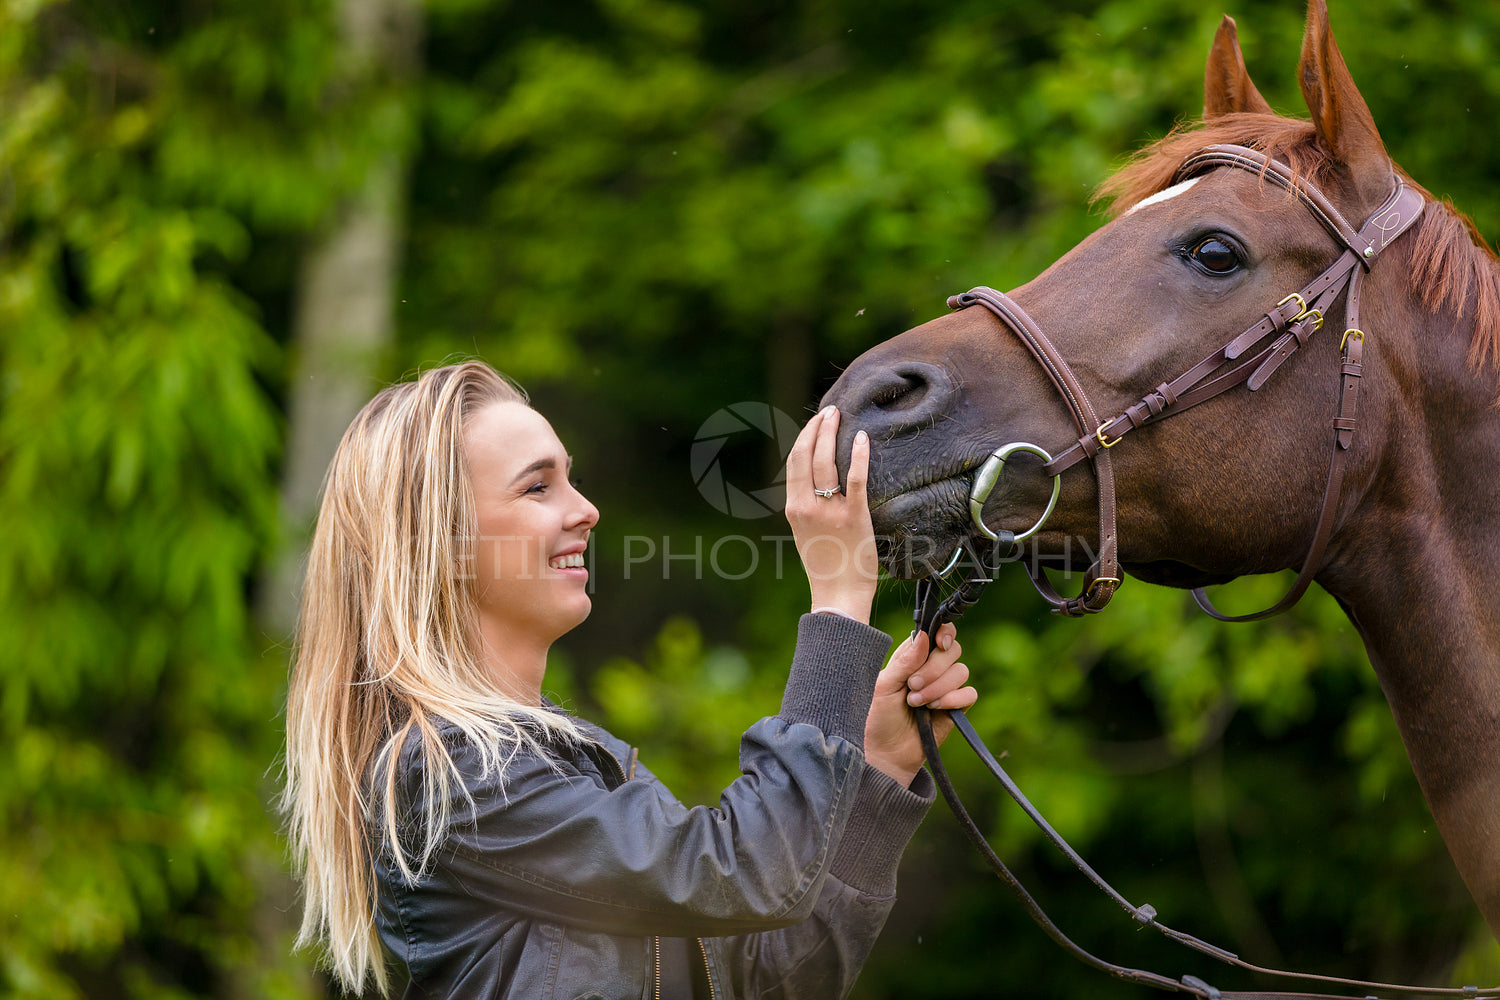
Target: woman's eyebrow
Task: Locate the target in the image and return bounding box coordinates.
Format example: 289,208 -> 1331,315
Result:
507,454 -> 573,487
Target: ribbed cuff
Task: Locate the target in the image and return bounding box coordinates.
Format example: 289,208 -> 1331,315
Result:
777,613 -> 891,748
829,765 -> 935,897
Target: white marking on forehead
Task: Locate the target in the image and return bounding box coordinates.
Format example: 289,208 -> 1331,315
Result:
1123,176 -> 1202,216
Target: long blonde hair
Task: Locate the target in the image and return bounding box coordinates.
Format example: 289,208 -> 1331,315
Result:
281,361 -> 584,995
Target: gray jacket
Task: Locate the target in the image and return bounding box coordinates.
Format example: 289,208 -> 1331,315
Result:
374,613 -> 935,1000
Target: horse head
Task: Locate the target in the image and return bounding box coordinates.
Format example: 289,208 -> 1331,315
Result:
827,1 -> 1455,590
823,0 -> 1500,941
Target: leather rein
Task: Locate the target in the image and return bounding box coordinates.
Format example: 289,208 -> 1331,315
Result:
909,144 -> 1500,999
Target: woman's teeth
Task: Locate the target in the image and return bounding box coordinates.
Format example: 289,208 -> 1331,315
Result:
549,552 -> 585,570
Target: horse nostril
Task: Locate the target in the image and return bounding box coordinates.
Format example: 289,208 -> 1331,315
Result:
872,372 -> 930,412
833,362 -> 954,435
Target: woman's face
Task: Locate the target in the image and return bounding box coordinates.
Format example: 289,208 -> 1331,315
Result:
464,401 -> 599,649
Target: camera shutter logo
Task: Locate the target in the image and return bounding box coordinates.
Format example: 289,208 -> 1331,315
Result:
690,403 -> 799,518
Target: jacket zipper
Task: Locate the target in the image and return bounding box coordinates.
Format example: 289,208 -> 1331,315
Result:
590,740 -> 629,788
597,745 -> 710,1000
696,937 -> 714,1000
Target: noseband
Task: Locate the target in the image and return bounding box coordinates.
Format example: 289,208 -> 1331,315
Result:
946,143 -> 1425,620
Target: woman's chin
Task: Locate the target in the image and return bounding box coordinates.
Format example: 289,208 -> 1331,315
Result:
554,594 -> 593,637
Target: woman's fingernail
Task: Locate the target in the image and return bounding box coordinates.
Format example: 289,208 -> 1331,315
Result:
907,691 -> 925,706
908,675 -> 926,691
822,405 -> 836,416
938,633 -> 952,651
855,430 -> 867,443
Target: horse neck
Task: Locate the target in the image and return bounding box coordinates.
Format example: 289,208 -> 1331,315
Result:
1320,289 -> 1500,939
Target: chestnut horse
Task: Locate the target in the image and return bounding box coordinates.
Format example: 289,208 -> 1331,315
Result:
823,1 -> 1500,944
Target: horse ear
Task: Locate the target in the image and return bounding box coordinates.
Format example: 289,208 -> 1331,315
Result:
1297,0 -> 1390,208
1204,15 -> 1273,118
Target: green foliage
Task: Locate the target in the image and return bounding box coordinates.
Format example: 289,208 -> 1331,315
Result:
0,0 -> 369,994
587,616 -> 783,806
5,0 -> 1500,996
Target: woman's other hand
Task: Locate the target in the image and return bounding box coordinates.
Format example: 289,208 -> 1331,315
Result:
784,407 -> 878,623
863,623 -> 977,787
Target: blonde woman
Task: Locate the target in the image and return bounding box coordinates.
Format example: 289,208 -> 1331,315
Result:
282,361 -> 976,999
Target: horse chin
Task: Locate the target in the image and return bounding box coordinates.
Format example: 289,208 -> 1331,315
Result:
869,477 -> 973,579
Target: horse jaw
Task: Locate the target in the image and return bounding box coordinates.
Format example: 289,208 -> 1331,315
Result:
1117,559 -> 1236,590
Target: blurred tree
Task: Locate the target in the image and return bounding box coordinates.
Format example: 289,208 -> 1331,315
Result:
0,0 -> 394,995
0,0 -> 292,990
259,0 -> 424,639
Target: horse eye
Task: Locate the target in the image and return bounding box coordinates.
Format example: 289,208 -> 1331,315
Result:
1191,237 -> 1241,274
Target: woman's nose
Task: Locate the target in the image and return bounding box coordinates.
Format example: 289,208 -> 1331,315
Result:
569,486 -> 600,531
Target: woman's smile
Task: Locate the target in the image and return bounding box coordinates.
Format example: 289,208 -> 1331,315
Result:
547,546 -> 588,576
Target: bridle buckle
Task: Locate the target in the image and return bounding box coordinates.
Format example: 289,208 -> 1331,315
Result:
1086,576 -> 1121,598
1276,291 -> 1310,322
1341,327 -> 1365,351
1094,419 -> 1123,449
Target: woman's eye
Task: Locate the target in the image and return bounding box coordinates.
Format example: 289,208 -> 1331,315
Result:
1191,237 -> 1241,274
525,482 -> 548,495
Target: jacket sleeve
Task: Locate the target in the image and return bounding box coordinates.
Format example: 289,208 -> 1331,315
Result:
405,613 -> 895,938
705,762 -> 936,1000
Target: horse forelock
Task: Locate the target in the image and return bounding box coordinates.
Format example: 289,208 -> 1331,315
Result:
1095,113 -> 1327,218
1096,111 -> 1500,385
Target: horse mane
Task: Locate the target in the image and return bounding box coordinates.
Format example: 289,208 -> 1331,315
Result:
1096,112 -> 1500,375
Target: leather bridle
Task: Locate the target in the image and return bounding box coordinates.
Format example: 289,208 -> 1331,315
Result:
910,145 -> 1500,998
944,142 -> 1424,620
